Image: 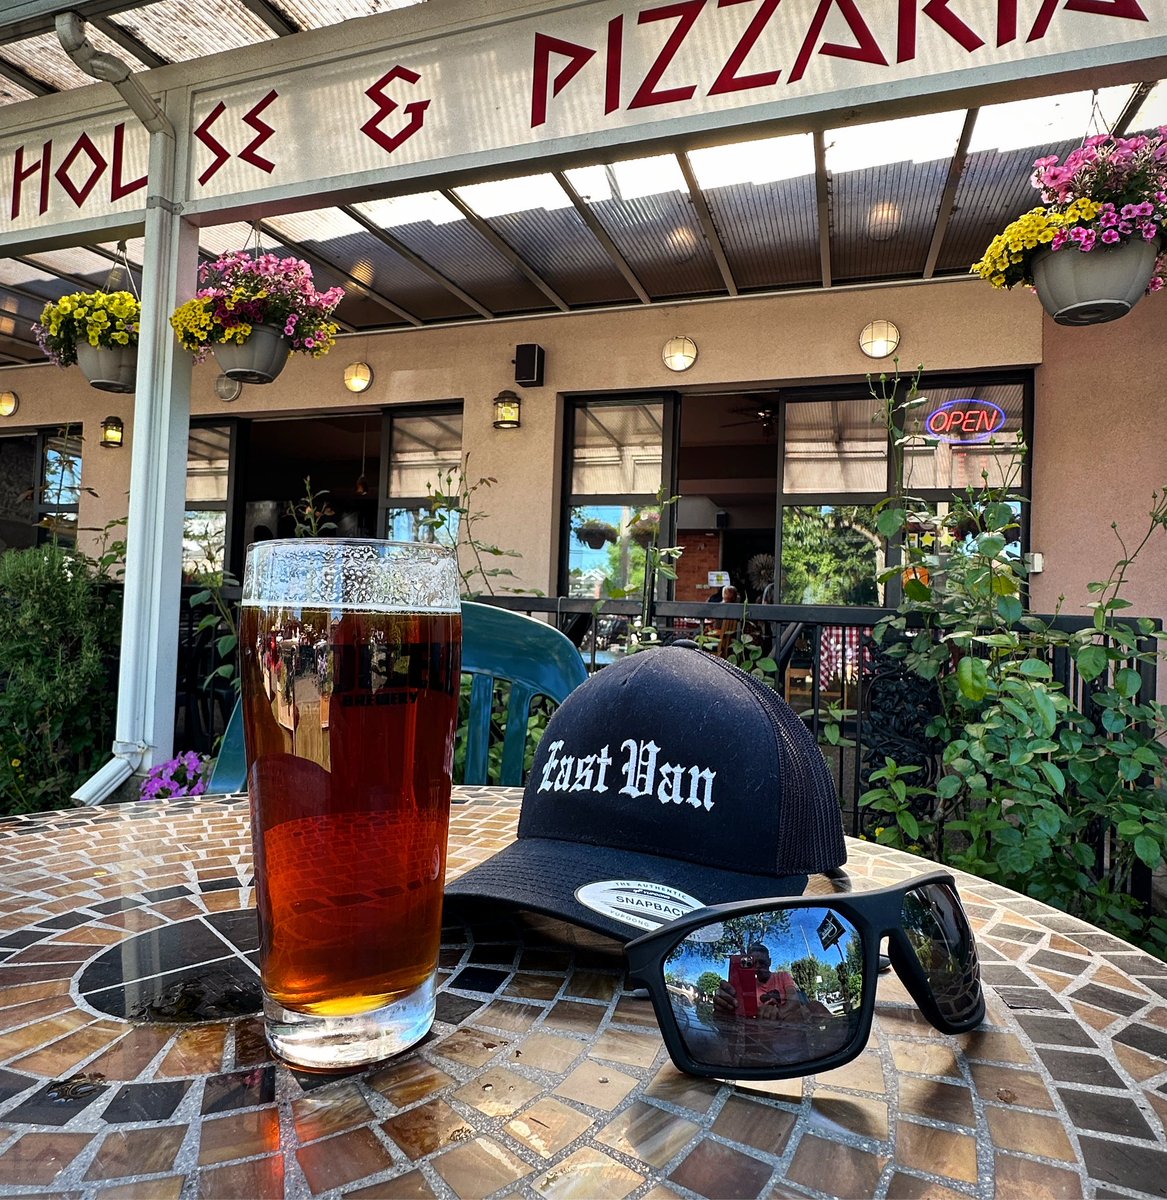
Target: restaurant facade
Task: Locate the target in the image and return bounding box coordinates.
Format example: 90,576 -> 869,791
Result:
1,0 -> 1165,794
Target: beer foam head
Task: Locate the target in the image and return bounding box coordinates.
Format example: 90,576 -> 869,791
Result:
446,644 -> 847,942
242,538 -> 460,612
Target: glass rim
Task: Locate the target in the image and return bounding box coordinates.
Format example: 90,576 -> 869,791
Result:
245,537 -> 457,555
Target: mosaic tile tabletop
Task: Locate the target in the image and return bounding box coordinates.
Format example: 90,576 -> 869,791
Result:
0,788 -> 1166,1199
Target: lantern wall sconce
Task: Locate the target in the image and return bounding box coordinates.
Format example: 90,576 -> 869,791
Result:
100,415 -> 125,448
344,362 -> 374,393
492,389 -> 522,429
662,335 -> 698,372
0,390 -> 18,418
859,320 -> 901,359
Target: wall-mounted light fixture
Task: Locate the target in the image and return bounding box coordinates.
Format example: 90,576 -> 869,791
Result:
214,374 -> 242,402
0,390 -> 18,418
492,389 -> 521,429
662,335 -> 698,372
859,320 -> 901,359
344,361 -> 374,393
100,415 -> 125,448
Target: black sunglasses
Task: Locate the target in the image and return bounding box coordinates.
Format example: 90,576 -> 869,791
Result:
624,870 -> 984,1080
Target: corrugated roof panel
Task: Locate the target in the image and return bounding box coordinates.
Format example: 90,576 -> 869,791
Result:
566,158 -> 723,299
24,246 -> 124,287
0,27 -> 152,92
265,209 -> 476,322
276,0 -> 426,27
0,76 -> 37,105
356,196 -> 554,315
454,175 -> 636,307
109,0 -> 277,62
702,178 -> 820,289
832,158 -> 950,282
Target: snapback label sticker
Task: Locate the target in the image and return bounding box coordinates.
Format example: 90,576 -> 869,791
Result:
575,880 -> 705,932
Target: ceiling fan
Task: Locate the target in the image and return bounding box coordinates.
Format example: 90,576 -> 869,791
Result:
722,402 -> 780,437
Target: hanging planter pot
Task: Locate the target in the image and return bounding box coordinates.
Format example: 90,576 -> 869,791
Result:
1031,237 -> 1160,326
75,342 -> 137,394
212,324 -> 291,384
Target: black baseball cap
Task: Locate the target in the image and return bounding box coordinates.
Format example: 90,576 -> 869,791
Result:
444,644 -> 847,942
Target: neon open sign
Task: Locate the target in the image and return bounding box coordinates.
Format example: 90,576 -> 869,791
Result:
925,399 -> 1007,444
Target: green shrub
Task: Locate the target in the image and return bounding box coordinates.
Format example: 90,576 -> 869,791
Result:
0,543 -> 122,814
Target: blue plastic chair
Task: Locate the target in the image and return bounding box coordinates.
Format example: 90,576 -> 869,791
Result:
460,600 -> 588,786
204,600 -> 588,793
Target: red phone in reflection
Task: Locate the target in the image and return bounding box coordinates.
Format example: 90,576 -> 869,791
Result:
728,954 -> 759,1017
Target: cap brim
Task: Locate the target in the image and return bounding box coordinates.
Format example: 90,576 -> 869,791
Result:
444,837 -> 809,943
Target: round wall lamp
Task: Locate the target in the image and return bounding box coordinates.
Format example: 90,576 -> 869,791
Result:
492,389 -> 522,429
859,320 -> 901,359
662,335 -> 698,372
344,362 -> 374,393
214,374 -> 243,402
100,415 -> 125,449
0,390 -> 18,418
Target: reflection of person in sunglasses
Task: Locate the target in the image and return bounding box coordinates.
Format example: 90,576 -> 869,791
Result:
713,943 -> 831,1022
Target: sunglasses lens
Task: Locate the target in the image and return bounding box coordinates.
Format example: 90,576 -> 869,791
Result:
660,907 -> 863,1074
901,882 -> 982,1024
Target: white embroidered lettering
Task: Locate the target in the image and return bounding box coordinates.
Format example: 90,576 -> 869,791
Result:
553,754 -> 575,791
656,761 -> 685,805
688,765 -> 717,811
571,753 -> 595,792
620,738 -> 660,798
538,740 -> 564,792
594,743 -> 612,793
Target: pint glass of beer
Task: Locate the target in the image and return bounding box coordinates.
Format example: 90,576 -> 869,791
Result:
239,539 -> 461,1070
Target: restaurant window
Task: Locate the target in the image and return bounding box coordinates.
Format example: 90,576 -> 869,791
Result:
183,424 -> 231,581
0,435 -> 38,551
381,407 -> 464,543
563,397 -> 674,600
38,426 -> 83,547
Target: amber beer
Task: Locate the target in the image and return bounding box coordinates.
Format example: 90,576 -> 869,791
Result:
240,540 -> 461,1070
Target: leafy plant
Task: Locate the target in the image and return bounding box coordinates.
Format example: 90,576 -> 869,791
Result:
286,475 -> 337,538
861,363 -> 1167,956
0,542 -> 122,814
420,456 -> 526,598
33,290 -> 140,366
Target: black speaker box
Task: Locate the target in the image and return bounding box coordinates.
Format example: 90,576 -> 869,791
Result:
515,343 -> 545,387
715,510 -> 730,529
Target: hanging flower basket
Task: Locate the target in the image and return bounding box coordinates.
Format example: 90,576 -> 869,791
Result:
628,516 -> 659,550
32,290 -> 140,391
972,129 -> 1167,326
170,251 -> 344,383
574,519 -> 618,550
1031,236 -> 1160,325
75,342 -> 137,393
212,322 -> 291,384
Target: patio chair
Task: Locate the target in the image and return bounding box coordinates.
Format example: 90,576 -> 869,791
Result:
204,600 -> 588,794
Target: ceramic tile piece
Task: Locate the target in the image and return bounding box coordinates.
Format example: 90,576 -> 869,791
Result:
295,1125 -> 396,1194
565,972 -> 619,1002
78,1024 -> 173,1081
1057,1087 -> 1155,1139
889,1040 -> 962,1078
555,1060 -> 639,1111
896,1076 -> 976,1127
504,974 -> 562,1001
157,1024 -> 229,1077
668,1136 -> 773,1200
587,1028 -> 662,1069
0,1131 -> 94,1186
196,1153 -> 284,1199
515,1033 -> 585,1074
97,1175 -> 184,1199
433,1027 -> 511,1068
1113,1041 -> 1163,1083
713,1094 -> 798,1155
381,1098 -> 474,1160
884,1173 -> 969,1200
84,1124 -> 186,1179
430,1135 -> 532,1200
541,1001 -> 607,1036
732,1076 -> 805,1103
291,1081 -> 374,1144
786,1133 -> 886,1197
1011,1014 -> 1096,1049
642,1064 -> 721,1114
198,1106 -> 280,1166
985,1107 -> 1076,1161
808,1090 -> 889,1140
895,1120 -> 978,1184
366,1058 -> 456,1108
596,1101 -> 700,1168
993,1153 -> 1084,1199
533,1146 -> 643,1200
969,1063 -> 1055,1111
814,1050 -> 887,1095
453,1066 -> 542,1117
343,1169 -> 437,1198
10,1023 -> 127,1076
474,999 -> 541,1034
1069,1001 -> 1119,1033
610,996 -> 659,1030
506,1096 -> 593,1157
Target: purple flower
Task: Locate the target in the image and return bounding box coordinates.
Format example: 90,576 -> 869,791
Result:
1101,228 -> 1120,244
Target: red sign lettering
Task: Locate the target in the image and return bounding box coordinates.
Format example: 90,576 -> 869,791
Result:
360,68 -> 429,155
629,0 -> 705,110
9,126 -> 145,221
